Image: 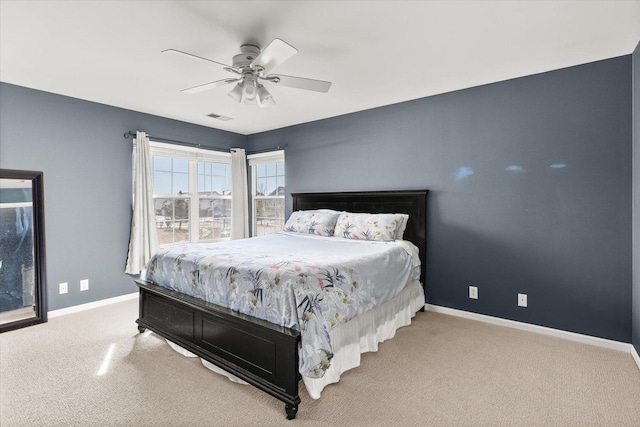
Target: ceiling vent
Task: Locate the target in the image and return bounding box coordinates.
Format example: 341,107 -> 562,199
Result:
206,113 -> 233,121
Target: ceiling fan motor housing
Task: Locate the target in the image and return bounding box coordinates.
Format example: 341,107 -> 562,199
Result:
232,44 -> 261,70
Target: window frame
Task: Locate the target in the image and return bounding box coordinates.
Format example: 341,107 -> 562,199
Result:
145,141 -> 232,246
248,150 -> 285,237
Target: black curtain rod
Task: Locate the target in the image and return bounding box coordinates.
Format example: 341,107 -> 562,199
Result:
123,131 -> 286,155
123,131 -> 229,153
244,145 -> 288,155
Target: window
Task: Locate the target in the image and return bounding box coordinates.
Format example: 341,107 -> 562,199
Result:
152,156 -> 191,245
197,161 -> 232,241
249,150 -> 285,237
147,141 -> 232,246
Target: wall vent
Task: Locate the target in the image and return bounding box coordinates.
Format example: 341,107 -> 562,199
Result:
206,113 -> 233,121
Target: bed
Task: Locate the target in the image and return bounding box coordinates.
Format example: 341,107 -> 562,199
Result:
135,189 -> 428,419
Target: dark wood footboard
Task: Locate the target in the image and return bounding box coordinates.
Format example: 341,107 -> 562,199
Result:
135,280 -> 301,419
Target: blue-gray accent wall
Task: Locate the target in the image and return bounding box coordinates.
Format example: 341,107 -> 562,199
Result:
248,56 -> 633,343
633,41 -> 640,355
0,82 -> 247,310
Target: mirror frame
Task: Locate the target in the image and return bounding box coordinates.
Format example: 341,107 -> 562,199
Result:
0,169 -> 48,332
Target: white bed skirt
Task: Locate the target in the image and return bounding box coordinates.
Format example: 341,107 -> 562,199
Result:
303,279 -> 424,399
165,280 -> 425,399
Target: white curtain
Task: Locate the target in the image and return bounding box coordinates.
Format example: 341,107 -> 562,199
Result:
125,131 -> 159,274
230,148 -> 249,239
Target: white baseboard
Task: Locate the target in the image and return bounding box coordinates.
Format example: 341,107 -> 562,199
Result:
49,292 -> 138,318
632,345 -> 640,371
424,304 -> 634,355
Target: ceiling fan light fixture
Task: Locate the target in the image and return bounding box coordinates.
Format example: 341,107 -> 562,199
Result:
256,84 -> 275,108
228,83 -> 243,102
242,81 -> 257,102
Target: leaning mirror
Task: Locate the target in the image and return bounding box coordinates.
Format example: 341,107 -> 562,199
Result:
0,169 -> 47,332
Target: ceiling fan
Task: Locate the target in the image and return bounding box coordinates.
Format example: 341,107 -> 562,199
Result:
163,38 -> 331,108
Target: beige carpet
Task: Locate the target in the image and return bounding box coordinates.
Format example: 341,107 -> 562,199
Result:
1,298 -> 639,426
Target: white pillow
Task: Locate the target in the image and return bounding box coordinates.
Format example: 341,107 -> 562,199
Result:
395,214 -> 409,240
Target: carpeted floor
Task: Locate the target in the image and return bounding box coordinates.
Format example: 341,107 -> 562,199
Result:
1,298 -> 639,426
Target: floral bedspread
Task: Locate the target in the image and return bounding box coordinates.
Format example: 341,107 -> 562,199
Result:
141,232 -> 418,378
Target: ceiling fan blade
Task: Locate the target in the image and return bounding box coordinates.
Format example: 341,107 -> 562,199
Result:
182,78 -> 240,94
162,49 -> 235,71
267,74 -> 332,93
250,38 -> 298,74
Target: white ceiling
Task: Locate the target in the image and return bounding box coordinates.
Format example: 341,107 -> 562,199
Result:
1,1 -> 639,136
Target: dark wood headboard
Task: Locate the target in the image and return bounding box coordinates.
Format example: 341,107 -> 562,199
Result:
291,190 -> 428,284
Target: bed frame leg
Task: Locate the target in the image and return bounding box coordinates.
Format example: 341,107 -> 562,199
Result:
285,403 -> 298,420
137,325 -> 146,333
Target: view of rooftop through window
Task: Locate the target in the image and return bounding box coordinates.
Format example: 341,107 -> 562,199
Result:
253,160 -> 285,236
197,161 -> 231,241
198,161 -> 231,196
255,161 -> 284,196
151,154 -> 232,245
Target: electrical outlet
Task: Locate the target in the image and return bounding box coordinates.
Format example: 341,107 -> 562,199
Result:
469,285 -> 478,300
80,279 -> 89,291
59,282 -> 68,294
518,293 -> 527,307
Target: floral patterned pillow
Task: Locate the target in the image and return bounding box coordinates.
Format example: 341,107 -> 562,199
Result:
283,211 -> 340,236
334,213 -> 405,241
